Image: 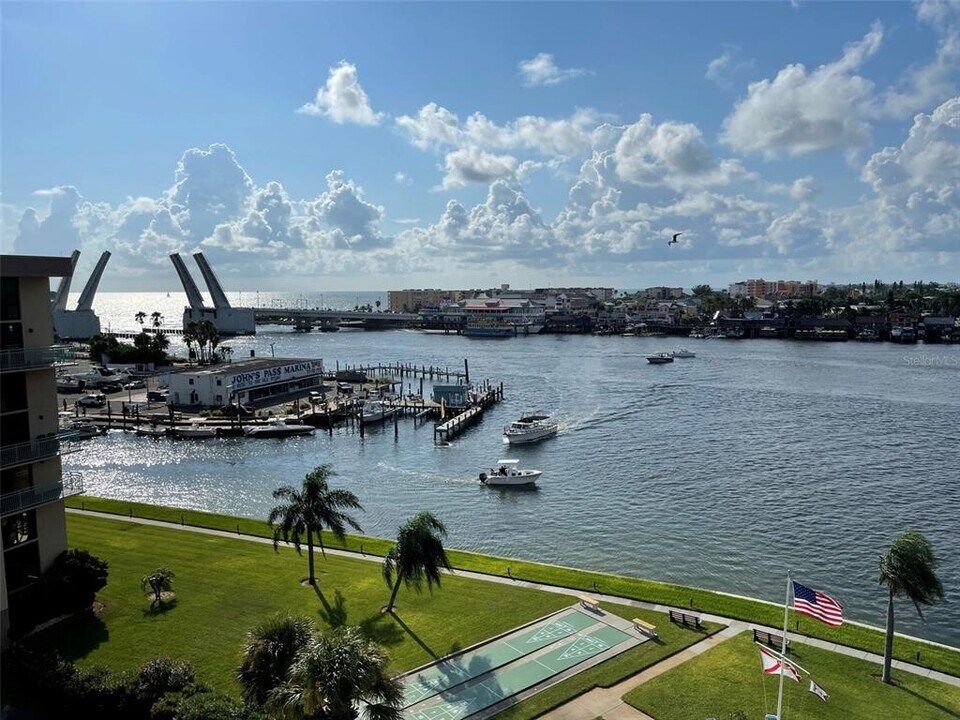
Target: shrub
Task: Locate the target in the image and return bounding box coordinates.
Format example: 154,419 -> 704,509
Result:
43,548 -> 109,615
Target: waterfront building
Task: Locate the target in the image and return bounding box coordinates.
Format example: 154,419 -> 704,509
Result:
166,357 -> 324,408
640,286 -> 684,300
1,254 -> 84,646
388,289 -> 464,313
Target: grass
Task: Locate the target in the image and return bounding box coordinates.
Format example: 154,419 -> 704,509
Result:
624,631 -> 960,720
491,602 -> 721,720
66,496 -> 960,678
28,513 -> 571,695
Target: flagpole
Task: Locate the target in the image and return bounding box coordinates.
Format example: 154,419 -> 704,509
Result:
777,571 -> 792,720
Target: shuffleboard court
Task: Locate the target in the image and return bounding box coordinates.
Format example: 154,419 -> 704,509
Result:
402,609 -> 597,707
403,614 -> 635,720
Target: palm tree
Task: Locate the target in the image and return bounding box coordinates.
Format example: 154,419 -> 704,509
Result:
141,567 -> 174,606
268,626 -> 403,720
268,465 -> 364,586
150,311 -> 164,330
382,511 -> 450,613
238,614 -> 313,707
878,530 -> 944,683
135,310 -> 147,328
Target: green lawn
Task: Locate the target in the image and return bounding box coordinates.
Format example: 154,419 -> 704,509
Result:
66,496 -> 960,679
29,513 -> 571,695
492,603 -> 721,720
624,631 -> 960,720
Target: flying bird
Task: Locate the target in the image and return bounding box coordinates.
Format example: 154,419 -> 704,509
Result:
668,232 -> 682,246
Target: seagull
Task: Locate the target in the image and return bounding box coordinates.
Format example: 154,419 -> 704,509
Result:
668,232 -> 682,246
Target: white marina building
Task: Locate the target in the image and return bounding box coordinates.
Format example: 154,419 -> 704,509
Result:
166,358 -> 324,408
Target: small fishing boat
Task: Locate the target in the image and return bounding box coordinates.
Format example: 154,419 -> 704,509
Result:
503,413 -> 558,445
65,420 -> 106,439
360,400 -> 398,425
645,352 -> 674,364
479,459 -> 541,487
135,426 -> 168,438
244,417 -> 315,438
172,421 -> 218,439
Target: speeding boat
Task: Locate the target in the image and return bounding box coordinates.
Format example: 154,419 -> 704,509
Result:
479,459 -> 541,487
244,417 -> 315,438
503,413 -> 558,445
645,352 -> 674,364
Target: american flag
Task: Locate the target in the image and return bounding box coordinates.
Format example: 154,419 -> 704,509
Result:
792,580 -> 844,626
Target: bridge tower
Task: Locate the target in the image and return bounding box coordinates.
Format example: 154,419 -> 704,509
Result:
51,250 -> 109,340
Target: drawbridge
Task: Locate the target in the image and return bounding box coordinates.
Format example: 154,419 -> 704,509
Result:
52,250 -> 110,340
170,252 -> 256,335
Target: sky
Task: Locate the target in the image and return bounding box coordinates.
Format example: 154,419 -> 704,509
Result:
1,1 -> 958,292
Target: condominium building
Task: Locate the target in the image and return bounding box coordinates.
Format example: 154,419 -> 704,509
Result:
1,254 -> 83,646
387,289 -> 464,313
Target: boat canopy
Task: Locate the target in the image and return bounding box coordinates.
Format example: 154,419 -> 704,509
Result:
497,459 -> 520,465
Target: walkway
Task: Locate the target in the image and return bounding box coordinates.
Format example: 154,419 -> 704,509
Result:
66,508 -> 960,720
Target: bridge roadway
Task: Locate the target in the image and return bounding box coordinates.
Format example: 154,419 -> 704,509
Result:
253,308 -> 420,329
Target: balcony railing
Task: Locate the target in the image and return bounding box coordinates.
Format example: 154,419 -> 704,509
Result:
0,345 -> 75,372
0,431 -> 80,469
0,472 -> 84,517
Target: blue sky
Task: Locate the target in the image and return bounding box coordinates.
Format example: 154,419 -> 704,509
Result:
2,1 -> 958,291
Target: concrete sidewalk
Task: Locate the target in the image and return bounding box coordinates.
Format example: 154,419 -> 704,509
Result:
66,507 -> 960,720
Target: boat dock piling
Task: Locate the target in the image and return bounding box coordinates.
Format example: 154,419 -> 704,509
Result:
433,383 -> 503,443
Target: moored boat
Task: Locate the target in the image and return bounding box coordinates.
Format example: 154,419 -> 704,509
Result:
503,413 -> 558,444
479,459 -> 541,487
360,400 -> 398,425
671,348 -> 696,358
244,417 -> 315,438
172,421 -> 218,439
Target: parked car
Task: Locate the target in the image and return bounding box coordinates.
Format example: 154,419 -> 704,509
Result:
146,390 -> 169,402
123,379 -> 146,390
337,382 -> 353,395
77,393 -> 106,408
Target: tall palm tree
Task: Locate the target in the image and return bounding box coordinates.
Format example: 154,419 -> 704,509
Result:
268,465 -> 364,586
382,511 -> 450,613
268,626 -> 403,720
135,310 -> 147,328
238,614 -> 313,707
878,530 -> 944,683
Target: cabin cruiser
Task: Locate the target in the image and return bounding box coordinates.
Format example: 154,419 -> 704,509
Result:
480,459 -> 541,487
244,417 -> 315,438
671,348 -> 696,358
503,413 -> 558,445
645,352 -> 674,364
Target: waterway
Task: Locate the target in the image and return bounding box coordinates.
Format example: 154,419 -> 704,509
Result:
66,292 -> 960,645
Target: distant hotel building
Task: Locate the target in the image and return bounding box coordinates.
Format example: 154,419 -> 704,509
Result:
640,286 -> 684,300
729,279 -> 819,299
388,289 -> 465,313
1,255 -> 83,646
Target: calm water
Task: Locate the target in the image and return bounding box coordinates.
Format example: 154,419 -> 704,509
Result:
67,293 -> 960,645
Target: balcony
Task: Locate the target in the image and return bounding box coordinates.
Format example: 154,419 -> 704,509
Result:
0,345 -> 75,373
0,431 -> 80,469
0,472 -> 84,517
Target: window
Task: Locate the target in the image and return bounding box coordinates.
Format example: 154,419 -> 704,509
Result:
0,372 -> 28,414
216,379 -> 222,386
1,510 -> 37,548
0,277 -> 20,322
189,379 -> 194,385
3,542 -> 41,593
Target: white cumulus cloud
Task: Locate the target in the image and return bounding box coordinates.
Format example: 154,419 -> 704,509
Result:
298,61 -> 385,126
518,53 -> 591,87
441,148 -> 519,189
721,23 -> 883,157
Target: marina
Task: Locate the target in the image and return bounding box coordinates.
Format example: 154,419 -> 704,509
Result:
59,297 -> 960,646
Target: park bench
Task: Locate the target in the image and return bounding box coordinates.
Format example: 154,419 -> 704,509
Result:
632,618 -> 658,638
753,628 -> 791,651
578,595 -> 601,612
668,609 -> 702,629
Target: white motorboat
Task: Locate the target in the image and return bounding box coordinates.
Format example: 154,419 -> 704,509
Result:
671,348 -> 696,358
645,352 -> 674,364
480,459 -> 541,487
65,420 -> 106,439
135,426 -> 168,438
172,421 -> 218,439
360,400 -> 398,425
503,413 -> 558,445
244,417 -> 315,438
